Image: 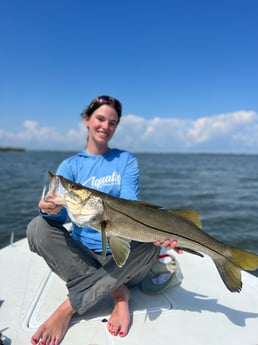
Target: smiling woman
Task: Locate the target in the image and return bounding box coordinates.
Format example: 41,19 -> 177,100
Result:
25,95 -> 178,345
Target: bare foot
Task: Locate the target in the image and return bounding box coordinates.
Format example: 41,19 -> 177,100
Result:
31,298 -> 75,345
107,285 -> 131,337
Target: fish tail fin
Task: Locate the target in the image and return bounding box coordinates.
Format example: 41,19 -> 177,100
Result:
214,246 -> 258,293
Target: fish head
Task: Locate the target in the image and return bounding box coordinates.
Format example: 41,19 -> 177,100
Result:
47,172 -> 104,227
45,171 -> 67,204
57,174 -> 93,207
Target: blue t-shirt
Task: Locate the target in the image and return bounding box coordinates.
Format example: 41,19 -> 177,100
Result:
43,149 -> 139,253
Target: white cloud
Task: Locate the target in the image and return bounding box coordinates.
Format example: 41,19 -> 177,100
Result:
0,110 -> 258,153
0,120 -> 87,150
187,111 -> 257,144
113,110 -> 258,153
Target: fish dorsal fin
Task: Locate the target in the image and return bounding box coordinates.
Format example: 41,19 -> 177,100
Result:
169,209 -> 202,228
108,235 -> 131,268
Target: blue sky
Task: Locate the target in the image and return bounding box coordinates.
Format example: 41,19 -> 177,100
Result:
0,0 -> 258,153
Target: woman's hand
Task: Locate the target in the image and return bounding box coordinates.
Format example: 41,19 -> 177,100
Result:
153,239 -> 183,254
39,198 -> 63,215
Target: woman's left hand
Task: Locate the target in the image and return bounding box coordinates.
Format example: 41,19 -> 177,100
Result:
153,239 -> 183,254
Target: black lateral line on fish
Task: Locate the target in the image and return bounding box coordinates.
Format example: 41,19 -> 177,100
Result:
106,204 -> 228,261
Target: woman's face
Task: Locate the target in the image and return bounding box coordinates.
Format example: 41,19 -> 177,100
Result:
84,104 -> 119,145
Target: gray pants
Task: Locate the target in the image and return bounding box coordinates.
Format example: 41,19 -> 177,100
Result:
26,216 -> 160,315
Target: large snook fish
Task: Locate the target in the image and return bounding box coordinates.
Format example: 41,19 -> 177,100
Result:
46,171 -> 258,293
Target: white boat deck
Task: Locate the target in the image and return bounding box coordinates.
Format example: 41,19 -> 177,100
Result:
1,238 -> 258,345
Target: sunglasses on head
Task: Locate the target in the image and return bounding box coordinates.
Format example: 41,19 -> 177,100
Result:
81,95 -> 122,119
89,96 -> 122,113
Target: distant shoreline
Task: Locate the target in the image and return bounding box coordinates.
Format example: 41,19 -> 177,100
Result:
0,147 -> 257,156
0,147 -> 26,152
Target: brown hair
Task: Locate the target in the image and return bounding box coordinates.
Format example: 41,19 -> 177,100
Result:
81,95 -> 122,123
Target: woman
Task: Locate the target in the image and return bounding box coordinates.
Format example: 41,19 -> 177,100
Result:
27,95 -> 179,345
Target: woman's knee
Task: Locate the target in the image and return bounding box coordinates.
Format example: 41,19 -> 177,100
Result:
26,216 -> 49,252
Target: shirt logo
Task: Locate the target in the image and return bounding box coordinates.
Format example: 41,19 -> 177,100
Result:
83,171 -> 121,189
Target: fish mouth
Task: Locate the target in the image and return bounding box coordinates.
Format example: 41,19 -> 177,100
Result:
46,173 -> 66,204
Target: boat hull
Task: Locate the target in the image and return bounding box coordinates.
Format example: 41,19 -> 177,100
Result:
1,238 -> 258,345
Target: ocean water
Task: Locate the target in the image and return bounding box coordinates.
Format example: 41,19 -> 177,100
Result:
0,151 -> 257,274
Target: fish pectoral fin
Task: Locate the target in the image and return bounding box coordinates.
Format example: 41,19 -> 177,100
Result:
178,247 -> 204,257
169,209 -> 202,228
101,223 -> 107,258
108,235 -> 131,268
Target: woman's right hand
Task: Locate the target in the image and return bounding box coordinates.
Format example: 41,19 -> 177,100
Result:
39,198 -> 63,215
